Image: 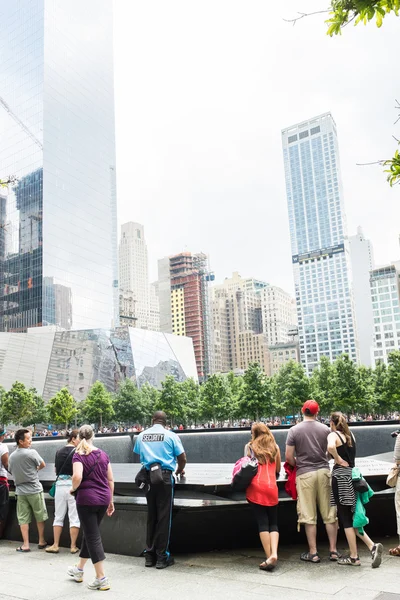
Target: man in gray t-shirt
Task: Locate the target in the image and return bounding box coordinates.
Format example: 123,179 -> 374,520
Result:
285,400 -> 338,564
8,429 -> 48,551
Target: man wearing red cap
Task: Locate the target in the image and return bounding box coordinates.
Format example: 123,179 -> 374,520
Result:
285,400 -> 339,563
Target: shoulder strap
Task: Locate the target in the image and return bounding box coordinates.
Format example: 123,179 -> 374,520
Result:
83,451 -> 101,480
55,447 -> 75,482
334,431 -> 345,444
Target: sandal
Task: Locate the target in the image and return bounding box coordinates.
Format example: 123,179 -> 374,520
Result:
389,546 -> 400,557
45,545 -> 59,554
329,551 -> 342,561
259,559 -> 277,571
300,552 -> 320,563
338,555 -> 361,566
70,547 -> 79,554
38,543 -> 47,549
16,546 -> 31,553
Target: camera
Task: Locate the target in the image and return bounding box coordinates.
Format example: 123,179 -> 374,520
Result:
391,430 -> 400,438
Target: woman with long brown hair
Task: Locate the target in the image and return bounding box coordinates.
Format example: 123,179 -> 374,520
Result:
328,412 -> 382,568
246,422 -> 281,571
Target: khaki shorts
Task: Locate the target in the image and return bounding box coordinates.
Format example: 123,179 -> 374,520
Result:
16,493 -> 48,526
296,468 -> 337,525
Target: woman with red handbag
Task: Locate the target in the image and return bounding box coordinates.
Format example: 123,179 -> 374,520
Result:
246,423 -> 281,571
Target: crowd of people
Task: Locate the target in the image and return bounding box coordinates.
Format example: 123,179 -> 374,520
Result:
0,402 -> 400,591
242,400 -> 398,571
1,412 -> 399,442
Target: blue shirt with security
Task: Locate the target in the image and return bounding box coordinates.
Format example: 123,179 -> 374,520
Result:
134,424 -> 185,471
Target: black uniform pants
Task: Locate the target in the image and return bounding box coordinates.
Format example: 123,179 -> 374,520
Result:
146,470 -> 174,559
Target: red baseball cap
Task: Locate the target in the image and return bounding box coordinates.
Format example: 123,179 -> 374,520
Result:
302,400 -> 320,415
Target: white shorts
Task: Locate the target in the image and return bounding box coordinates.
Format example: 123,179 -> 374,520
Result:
53,481 -> 80,529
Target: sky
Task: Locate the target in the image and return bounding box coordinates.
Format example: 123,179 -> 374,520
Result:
114,0 -> 399,294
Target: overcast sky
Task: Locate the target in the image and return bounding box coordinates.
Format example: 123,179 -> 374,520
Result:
114,0 -> 399,294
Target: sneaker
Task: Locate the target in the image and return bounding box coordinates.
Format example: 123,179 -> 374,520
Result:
87,576 -> 110,591
145,552 -> 156,567
67,565 -> 84,583
156,556 -> 175,569
371,543 -> 383,569
337,555 -> 361,566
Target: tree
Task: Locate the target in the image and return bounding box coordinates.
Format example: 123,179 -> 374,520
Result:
373,360 -> 389,413
0,386 -> 6,428
157,376 -> 186,426
180,378 -> 201,424
114,379 -> 152,425
382,351 -> 400,412
273,361 -> 310,418
309,356 -> 335,416
200,373 -> 232,423
24,389 -> 48,431
240,363 -> 272,421
140,383 -> 160,424
326,1 -> 400,36
82,381 -> 114,429
1,381 -> 35,426
330,354 -> 364,414
48,388 -> 77,429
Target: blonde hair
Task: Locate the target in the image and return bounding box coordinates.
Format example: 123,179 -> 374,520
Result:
330,412 -> 353,447
75,424 -> 95,455
249,422 -> 278,465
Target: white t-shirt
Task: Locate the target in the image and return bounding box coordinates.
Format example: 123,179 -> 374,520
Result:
0,442 -> 9,478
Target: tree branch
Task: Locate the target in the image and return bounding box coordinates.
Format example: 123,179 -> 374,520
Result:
283,10 -> 330,26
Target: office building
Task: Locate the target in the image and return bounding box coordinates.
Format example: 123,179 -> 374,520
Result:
282,112 -> 358,373
261,285 -> 297,346
370,262 -> 400,365
0,0 -> 117,332
157,252 -> 213,381
211,272 -> 270,374
119,222 -> 160,330
269,341 -> 300,375
349,227 -> 375,366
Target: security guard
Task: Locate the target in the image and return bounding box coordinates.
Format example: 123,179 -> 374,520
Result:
134,411 -> 186,569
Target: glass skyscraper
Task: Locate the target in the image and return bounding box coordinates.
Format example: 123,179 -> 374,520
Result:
282,113 -> 358,373
0,0 -> 117,332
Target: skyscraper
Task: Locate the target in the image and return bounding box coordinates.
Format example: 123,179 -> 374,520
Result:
119,222 -> 160,331
157,252 -> 213,381
349,227 -> 375,366
0,0 -> 117,331
370,262 -> 400,365
282,113 -> 358,373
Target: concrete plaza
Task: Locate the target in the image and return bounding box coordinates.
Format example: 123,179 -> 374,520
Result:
1,537 -> 400,600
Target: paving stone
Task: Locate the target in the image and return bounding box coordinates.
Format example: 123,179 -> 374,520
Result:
1,538 -> 399,600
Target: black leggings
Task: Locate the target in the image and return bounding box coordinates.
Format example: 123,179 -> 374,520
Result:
331,477 -> 353,529
249,502 -> 279,533
77,504 -> 107,564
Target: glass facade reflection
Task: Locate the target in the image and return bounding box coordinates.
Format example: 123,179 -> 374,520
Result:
0,0 -> 117,332
0,327 -> 198,401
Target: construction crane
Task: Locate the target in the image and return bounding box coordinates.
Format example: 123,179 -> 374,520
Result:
0,96 -> 43,150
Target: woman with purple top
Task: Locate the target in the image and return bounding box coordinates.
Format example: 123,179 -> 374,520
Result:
67,425 -> 114,591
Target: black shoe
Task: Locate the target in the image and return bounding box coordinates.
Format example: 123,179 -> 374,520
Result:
145,552 -> 156,567
156,556 -> 175,569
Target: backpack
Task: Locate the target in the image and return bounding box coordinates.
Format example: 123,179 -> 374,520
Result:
231,454 -> 258,491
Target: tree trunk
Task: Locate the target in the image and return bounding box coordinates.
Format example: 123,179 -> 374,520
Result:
100,413 -> 103,429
